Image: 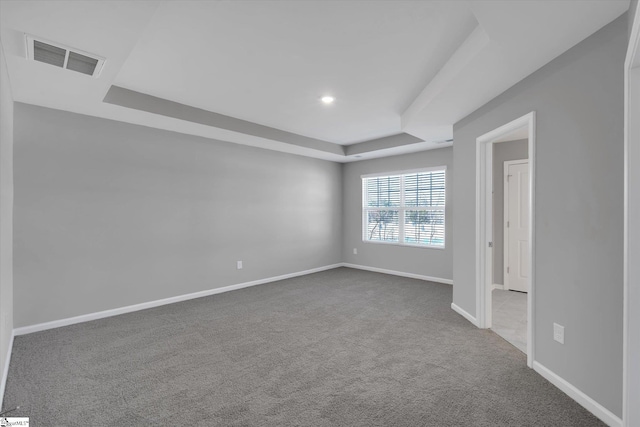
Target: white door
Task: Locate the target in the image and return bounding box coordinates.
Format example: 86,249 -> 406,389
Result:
505,161 -> 529,292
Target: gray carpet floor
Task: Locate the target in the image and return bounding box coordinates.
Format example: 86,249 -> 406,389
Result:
3,268 -> 604,426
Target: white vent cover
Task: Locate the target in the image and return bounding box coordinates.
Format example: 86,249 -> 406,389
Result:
25,35 -> 105,78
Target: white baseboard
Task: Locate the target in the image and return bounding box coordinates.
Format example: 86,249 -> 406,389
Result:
533,361 -> 622,427
0,330 -> 15,411
341,263 -> 453,285
451,302 -> 478,326
492,283 -> 504,290
14,264 -> 343,336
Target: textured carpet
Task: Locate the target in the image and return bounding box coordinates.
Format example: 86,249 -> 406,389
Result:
3,268 -> 604,426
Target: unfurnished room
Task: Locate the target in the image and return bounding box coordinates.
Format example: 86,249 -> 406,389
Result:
0,1 -> 639,426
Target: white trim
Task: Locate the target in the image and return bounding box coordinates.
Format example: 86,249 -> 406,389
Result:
476,111 -> 535,369
0,330 -> 15,411
361,240 -> 446,250
533,361 -> 622,427
624,4 -> 640,426
13,264 -> 342,336
360,165 -> 447,179
527,113 -> 536,370
475,125 -> 484,330
503,161 -> 510,291
451,303 -> 478,326
503,159 -> 529,292
341,263 -> 453,285
492,283 -> 504,290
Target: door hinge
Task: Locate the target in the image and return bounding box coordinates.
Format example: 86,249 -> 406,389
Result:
507,220 -> 510,228
488,242 -> 493,248
507,267 -> 510,273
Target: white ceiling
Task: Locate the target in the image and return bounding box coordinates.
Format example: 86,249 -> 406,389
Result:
114,1 -> 476,146
0,0 -> 630,162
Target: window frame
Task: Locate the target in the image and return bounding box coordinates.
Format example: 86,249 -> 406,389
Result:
361,166 -> 446,249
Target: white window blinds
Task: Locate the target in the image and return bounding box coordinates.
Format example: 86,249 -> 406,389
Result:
362,168 -> 446,248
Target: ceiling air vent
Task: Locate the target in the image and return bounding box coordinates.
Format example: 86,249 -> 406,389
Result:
26,35 -> 105,78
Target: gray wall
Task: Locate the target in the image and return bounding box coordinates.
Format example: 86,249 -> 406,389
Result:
13,104 -> 343,327
342,147 -> 452,281
0,43 -> 14,393
452,15 -> 625,416
630,0 -> 638,39
492,139 -> 528,286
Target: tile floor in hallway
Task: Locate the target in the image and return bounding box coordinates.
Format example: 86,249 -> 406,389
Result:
492,288 -> 527,353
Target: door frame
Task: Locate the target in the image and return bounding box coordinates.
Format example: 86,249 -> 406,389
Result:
623,4 -> 640,426
503,159 -> 529,292
476,111 -> 535,368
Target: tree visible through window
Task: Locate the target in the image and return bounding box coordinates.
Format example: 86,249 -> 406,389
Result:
362,168 -> 445,248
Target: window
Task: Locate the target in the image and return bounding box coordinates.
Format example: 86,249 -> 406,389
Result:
362,167 -> 446,248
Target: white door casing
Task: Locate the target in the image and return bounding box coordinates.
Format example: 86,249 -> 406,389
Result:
504,161 -> 529,293
623,4 -> 640,426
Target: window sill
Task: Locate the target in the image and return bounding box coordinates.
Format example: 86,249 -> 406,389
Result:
362,240 -> 446,250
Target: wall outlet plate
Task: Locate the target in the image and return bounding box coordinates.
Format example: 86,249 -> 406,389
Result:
553,323 -> 564,344
236,261 -> 242,270
353,248 -> 357,255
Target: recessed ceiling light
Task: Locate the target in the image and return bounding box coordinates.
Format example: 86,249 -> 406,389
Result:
321,96 -> 335,104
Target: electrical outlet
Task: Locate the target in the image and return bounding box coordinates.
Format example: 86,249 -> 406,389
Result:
553,323 -> 564,344
237,260 -> 243,270
353,248 -> 357,255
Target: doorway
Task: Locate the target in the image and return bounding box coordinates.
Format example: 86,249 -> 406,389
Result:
492,151 -> 529,353
476,112 -> 535,368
